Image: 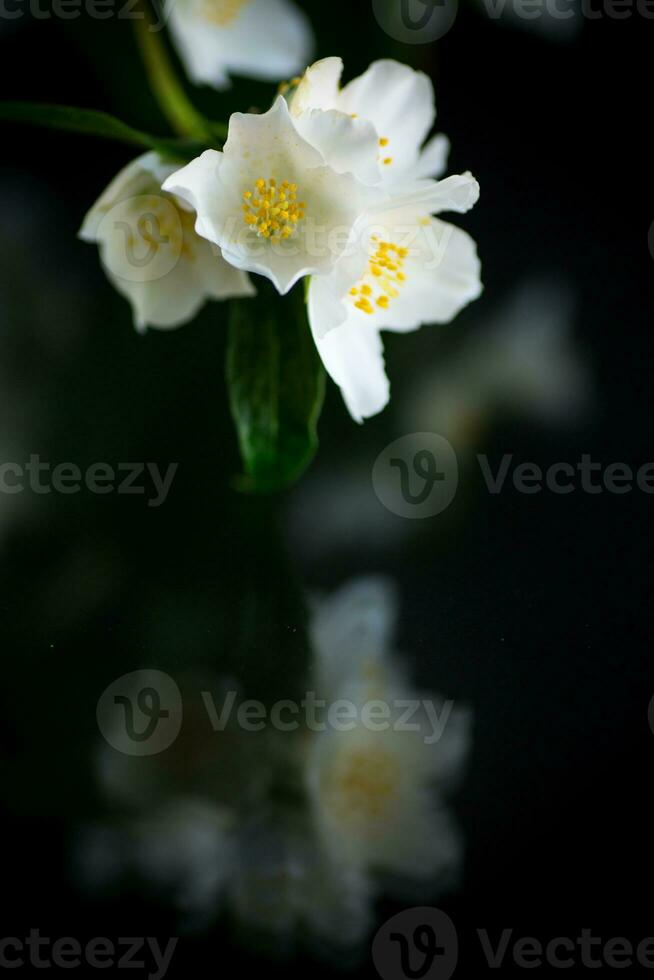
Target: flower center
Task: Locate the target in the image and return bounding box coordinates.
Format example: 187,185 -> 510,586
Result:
200,0 -> 249,26
326,744 -> 400,824
349,237 -> 408,315
242,178 -> 306,243
132,194 -> 197,262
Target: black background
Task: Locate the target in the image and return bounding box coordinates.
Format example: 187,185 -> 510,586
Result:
0,0 -> 652,975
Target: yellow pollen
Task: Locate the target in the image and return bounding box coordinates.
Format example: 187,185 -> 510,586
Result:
278,75 -> 302,95
350,239 -> 409,315
326,745 -> 401,825
200,0 -> 248,27
379,137 -> 389,147
383,157 -> 393,166
242,177 -> 306,241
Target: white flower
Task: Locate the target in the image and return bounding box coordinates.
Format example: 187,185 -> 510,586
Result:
306,578 -> 471,885
167,0 -> 313,90
163,96 -> 382,295
308,177 -> 483,422
290,57 -> 451,191
80,152 -> 254,331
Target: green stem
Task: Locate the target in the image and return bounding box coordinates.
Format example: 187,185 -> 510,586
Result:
0,102 -> 209,160
133,0 -> 213,141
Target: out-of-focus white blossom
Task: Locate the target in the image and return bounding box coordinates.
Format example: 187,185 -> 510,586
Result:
403,279 -> 593,448
75,580 -> 469,952
167,0 -> 313,90
80,152 -> 254,330
306,577 -> 471,886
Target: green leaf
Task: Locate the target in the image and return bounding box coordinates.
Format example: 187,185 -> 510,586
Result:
227,286 -> 325,493
0,102 -> 214,161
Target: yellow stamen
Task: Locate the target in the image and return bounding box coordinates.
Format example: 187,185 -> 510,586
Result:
349,238 -> 409,315
200,0 -> 248,27
242,177 -> 306,241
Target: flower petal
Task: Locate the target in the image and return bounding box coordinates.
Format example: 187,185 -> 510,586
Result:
290,56 -> 343,115
168,0 -> 313,90
309,293 -> 390,422
381,171 -> 480,216
337,60 -> 435,179
293,109 -> 381,185
414,133 -> 451,181
376,217 -> 483,333
82,152 -> 253,330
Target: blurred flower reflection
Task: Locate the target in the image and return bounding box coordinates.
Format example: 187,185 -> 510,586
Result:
74,578 -> 470,956
287,278 -> 594,560
403,278 -> 593,449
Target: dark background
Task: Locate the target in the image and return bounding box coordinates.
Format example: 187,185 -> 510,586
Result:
0,0 -> 652,975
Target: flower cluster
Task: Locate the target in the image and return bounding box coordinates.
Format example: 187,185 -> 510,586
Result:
76,578 -> 470,951
82,55 -> 482,421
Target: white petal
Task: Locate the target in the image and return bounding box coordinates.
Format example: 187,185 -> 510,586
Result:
309,297 -> 390,422
307,273 -> 349,338
310,577 -> 399,700
380,172 -> 480,216
337,60 -> 435,179
290,56 -> 343,115
306,212 -> 374,339
193,241 -> 256,302
376,217 -> 483,333
102,236 -> 254,331
79,152 -> 176,242
168,0 -> 313,90
82,152 -> 253,330
414,133 -> 451,181
293,109 -> 380,185
161,148 -> 225,225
